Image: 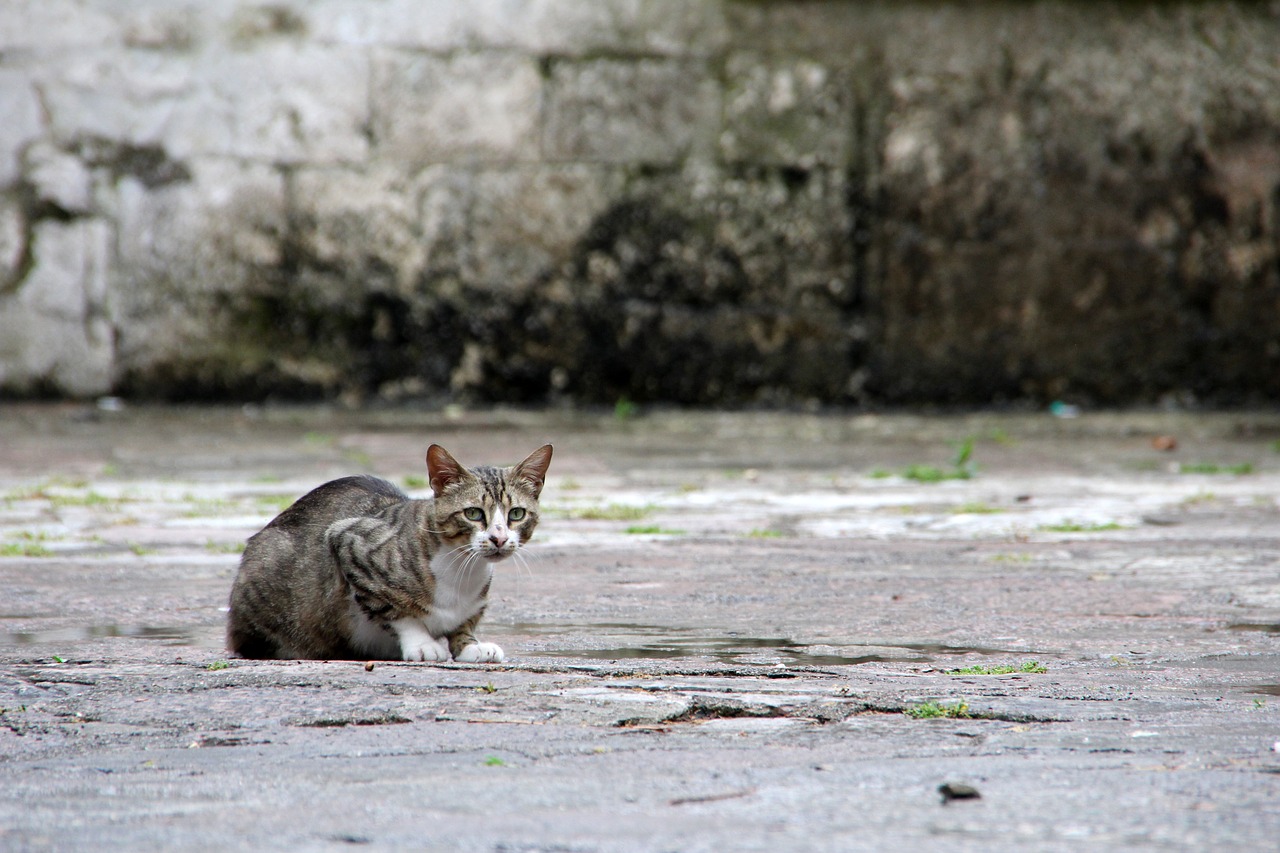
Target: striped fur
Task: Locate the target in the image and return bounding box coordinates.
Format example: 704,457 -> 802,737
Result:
226,444 -> 552,661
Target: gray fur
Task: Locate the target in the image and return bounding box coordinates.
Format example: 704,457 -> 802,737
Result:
226,444 -> 552,661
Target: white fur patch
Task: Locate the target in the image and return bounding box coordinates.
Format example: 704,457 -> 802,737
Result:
392,618 -> 450,662
455,642 -> 505,663
424,550 -> 493,638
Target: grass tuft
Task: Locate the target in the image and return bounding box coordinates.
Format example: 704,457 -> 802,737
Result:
1178,462 -> 1254,475
0,542 -> 54,558
1039,521 -> 1124,533
559,503 -> 655,521
947,661 -> 1047,676
624,525 -> 685,535
904,700 -> 971,720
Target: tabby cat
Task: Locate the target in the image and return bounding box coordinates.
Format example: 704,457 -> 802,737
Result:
226,444 -> 552,662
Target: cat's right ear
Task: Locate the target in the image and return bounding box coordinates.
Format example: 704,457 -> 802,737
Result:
426,444 -> 468,497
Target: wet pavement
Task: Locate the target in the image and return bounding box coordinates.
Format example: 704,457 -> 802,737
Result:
1,403 -> 1279,851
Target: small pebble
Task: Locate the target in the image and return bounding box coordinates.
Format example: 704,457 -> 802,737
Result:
364,661 -> 375,672
938,782 -> 981,804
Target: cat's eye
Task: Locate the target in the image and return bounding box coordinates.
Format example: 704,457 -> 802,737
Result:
508,507 -> 527,522
463,507 -> 485,522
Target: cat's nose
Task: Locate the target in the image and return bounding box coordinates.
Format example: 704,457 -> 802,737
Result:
488,527 -> 508,548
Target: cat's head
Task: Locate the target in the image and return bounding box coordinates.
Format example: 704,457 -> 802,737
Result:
425,444 -> 553,562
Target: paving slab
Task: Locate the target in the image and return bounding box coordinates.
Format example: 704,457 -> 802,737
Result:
1,404 -> 1278,851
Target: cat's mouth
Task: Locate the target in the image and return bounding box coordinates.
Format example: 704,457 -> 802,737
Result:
482,549 -> 514,562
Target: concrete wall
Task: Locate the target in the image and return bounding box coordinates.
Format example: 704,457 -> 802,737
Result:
2,1 -> 1278,405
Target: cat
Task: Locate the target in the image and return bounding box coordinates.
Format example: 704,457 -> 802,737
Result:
226,443 -> 552,663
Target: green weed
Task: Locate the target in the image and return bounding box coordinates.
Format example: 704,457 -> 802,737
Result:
206,661 -> 231,671
1178,462 -> 1254,475
613,397 -> 638,421
903,465 -> 968,483
205,540 -> 246,555
403,475 -> 428,489
624,525 -> 685,535
483,756 -> 507,767
947,661 -> 1047,676
0,542 -> 53,557
47,491 -> 116,508
559,504 -> 654,521
904,700 -> 971,720
1039,521 -> 1124,533
747,529 -> 784,539
951,502 -> 1002,514
899,438 -> 977,483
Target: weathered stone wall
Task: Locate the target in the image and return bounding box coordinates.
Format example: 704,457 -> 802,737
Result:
2,1 -> 1278,405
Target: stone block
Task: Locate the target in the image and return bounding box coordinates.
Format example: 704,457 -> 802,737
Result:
0,70 -> 44,187
371,51 -> 541,166
721,53 -> 851,167
309,0 -> 526,50
40,50 -> 195,149
25,141 -> 93,215
0,0 -> 120,52
309,0 -> 726,56
466,165 -> 623,287
0,219 -> 113,396
543,58 -> 716,164
527,0 -> 728,57
288,165 -> 428,297
0,195 -> 24,288
166,43 -> 369,164
113,159 -> 285,378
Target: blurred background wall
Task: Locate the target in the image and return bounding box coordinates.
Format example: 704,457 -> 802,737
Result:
1,0 -> 1278,406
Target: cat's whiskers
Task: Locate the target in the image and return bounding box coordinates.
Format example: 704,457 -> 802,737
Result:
510,549 -> 534,580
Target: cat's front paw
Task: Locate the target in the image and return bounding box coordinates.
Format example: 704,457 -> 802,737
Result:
455,642 -> 505,664
401,636 -> 451,662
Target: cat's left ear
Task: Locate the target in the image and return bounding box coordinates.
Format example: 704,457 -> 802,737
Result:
426,444 -> 469,497
512,444 -> 553,498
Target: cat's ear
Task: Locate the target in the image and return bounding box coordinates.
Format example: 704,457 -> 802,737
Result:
426,444 -> 469,497
512,444 -> 553,498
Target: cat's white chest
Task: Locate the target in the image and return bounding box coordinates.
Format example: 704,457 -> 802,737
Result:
424,551 -> 492,637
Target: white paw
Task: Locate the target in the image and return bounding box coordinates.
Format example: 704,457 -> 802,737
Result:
401,635 -> 451,662
455,642 -> 505,664
391,618 -> 451,662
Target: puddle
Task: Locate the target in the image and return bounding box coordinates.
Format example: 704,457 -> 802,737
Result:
0,624 -> 221,648
1228,623 -> 1280,634
507,622 -> 1038,667
542,640 -> 886,667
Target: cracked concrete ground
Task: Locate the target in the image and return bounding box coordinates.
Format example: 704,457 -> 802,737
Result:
1,404 -> 1278,851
